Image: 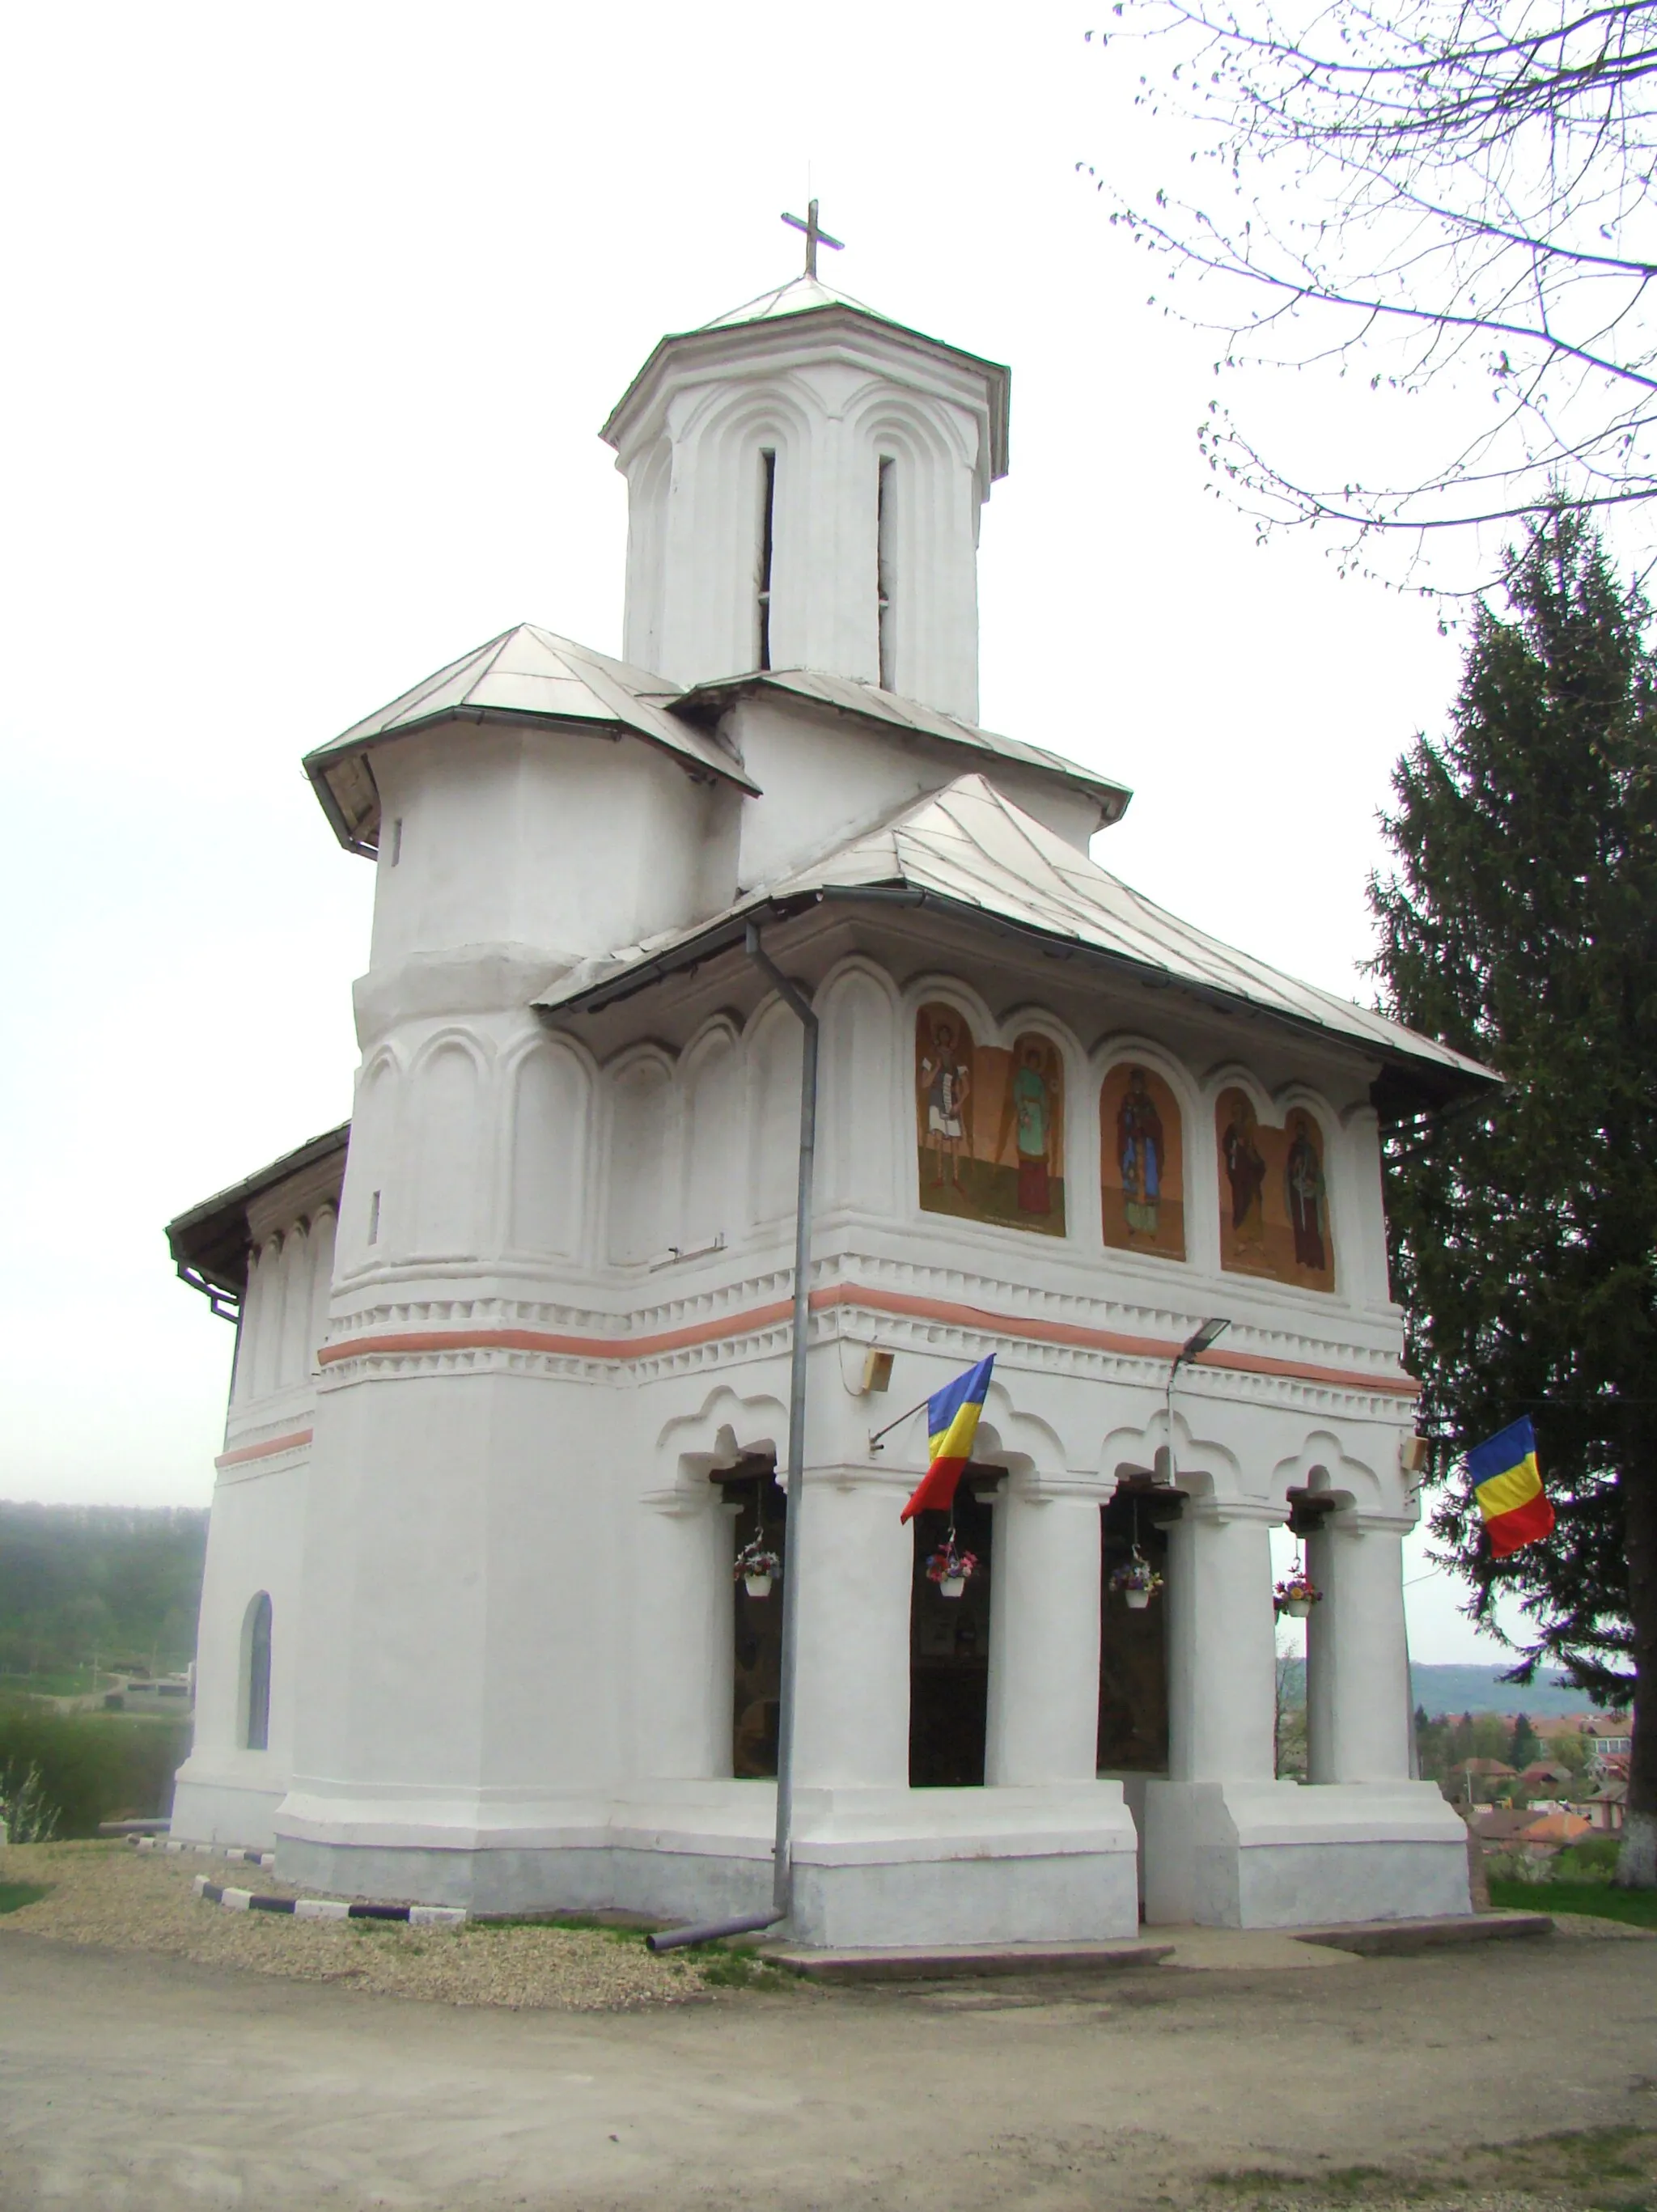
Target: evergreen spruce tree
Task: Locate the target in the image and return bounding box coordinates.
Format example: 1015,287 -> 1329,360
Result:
1370,506 -> 1657,1888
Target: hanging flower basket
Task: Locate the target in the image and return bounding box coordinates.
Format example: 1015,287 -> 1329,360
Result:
735,1541 -> 780,1599
1110,1553 -> 1163,1611
1274,1573 -> 1322,1620
925,1544 -> 979,1600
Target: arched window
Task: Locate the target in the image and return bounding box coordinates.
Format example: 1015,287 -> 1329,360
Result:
243,1593 -> 272,1752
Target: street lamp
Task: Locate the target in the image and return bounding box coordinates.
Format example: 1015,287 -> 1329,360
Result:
1164,1318 -> 1230,1485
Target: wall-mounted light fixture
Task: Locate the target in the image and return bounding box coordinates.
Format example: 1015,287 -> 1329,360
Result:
1164,1317 -> 1231,1486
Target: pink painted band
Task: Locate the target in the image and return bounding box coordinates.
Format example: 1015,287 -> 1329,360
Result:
318,1282 -> 1418,1398
215,1428 -> 315,1470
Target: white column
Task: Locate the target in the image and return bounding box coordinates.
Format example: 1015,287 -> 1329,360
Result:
985,1485 -> 1102,1786
790,1468 -> 912,1790
1165,1502 -> 1279,1782
1305,1515 -> 1412,1782
630,1489 -> 735,1783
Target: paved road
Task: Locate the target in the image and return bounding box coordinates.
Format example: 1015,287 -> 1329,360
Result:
2,1931 -> 1654,2209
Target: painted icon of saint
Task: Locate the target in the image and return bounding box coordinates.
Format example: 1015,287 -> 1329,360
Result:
918,1015 -> 972,1188
1117,1067 -> 1164,1237
1221,1092 -> 1267,1248
1285,1112 -> 1328,1272
1010,1044 -> 1054,1215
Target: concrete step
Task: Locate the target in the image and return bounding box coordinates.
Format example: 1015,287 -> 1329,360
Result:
761,1939 -> 1173,1983
1295,1909 -> 1553,1956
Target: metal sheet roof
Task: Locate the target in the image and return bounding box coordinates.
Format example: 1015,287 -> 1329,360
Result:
538,773 -> 1497,1104
304,625 -> 758,852
680,668 -> 1131,824
698,273 -> 901,331
167,1122 -> 350,1309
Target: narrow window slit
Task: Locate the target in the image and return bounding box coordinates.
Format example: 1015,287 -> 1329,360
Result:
756,448 -> 777,672
876,456 -> 896,690
367,1189 -> 382,1245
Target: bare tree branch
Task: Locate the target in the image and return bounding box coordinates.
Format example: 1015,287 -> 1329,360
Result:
1085,0 -> 1657,577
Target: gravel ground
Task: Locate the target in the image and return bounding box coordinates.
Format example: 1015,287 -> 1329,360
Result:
0,1841 -> 726,2010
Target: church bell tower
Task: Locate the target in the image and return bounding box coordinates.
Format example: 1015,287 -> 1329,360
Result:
602,224 -> 1010,726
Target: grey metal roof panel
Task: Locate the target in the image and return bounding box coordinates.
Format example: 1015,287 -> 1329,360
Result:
699,273 -> 898,330
678,669 -> 1132,821
537,773 -> 1496,1098
166,1122 -> 351,1304
304,625 -> 758,852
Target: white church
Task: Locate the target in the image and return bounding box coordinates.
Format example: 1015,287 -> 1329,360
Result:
166,225 -> 1490,1944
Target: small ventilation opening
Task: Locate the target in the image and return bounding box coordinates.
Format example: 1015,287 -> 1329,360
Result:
756,447 -> 777,672
876,456 -> 896,690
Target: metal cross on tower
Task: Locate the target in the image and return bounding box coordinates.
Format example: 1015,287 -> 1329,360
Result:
781,197 -> 844,279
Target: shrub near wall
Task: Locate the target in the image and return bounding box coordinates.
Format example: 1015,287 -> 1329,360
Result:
0,1703 -> 190,1837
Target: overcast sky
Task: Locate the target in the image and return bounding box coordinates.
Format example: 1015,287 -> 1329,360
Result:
1,0 -> 1532,1663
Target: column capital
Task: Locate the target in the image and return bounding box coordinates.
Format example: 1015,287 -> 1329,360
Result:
803,1459 -> 915,1494
1185,1496 -> 1289,1529
1326,1507 -> 1418,1537
1007,1469 -> 1112,1505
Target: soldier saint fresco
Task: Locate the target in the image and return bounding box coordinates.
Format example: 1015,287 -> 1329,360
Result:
1100,1063 -> 1185,1260
1214,1089 -> 1335,1291
915,1005 -> 1066,1236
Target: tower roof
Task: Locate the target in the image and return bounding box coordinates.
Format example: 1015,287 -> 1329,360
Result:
303,623 -> 758,854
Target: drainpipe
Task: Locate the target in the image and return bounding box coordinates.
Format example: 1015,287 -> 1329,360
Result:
646,918 -> 818,1955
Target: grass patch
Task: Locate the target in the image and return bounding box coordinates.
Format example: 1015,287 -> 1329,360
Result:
1206,2129 -> 1657,2210
691,1944 -> 791,1990
0,1702 -> 191,1838
464,1913 -> 653,1944
0,1882 -> 49,1914
1490,1877 -> 1657,1930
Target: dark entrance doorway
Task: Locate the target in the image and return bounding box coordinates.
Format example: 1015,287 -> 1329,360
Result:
909,1480 -> 994,1787
1097,1484 -> 1176,1773
721,1456 -> 786,1778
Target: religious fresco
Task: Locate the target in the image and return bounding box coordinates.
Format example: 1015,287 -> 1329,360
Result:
1214,1089 -> 1335,1292
1100,1063 -> 1186,1261
914,1005 -> 1066,1236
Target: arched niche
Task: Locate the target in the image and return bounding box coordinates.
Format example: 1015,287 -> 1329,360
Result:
231,1240 -> 269,1405
506,1040 -> 590,1258
1097,1046 -> 1193,1264
817,964 -> 900,1213
912,993 -> 1068,1238
410,1040 -> 483,1256
276,1224 -> 312,1389
606,1053 -> 672,1265
748,1002 -> 803,1227
252,1235 -> 286,1401
680,1024 -> 741,1251
342,1053 -> 400,1262
1212,1078 -> 1337,1294
307,1209 -> 337,1371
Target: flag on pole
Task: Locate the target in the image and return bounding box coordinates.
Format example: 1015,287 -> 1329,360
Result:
1467,1415 -> 1554,1557
900,1357 -> 995,1523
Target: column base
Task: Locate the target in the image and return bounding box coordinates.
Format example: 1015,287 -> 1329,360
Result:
1142,1779 -> 1472,1929
169,1756 -> 290,1850
265,1780 -> 1141,1945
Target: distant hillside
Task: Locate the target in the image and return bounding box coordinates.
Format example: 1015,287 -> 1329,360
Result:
1409,1663 -> 1613,1720
0,1503 -> 208,1681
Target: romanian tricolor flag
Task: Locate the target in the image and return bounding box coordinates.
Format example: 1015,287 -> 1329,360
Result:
900,1356 -> 995,1523
1468,1415 -> 1554,1558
